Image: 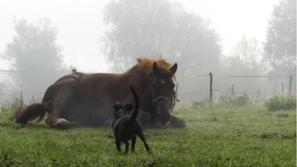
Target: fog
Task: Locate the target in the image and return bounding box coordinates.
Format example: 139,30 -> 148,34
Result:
0,0 -> 295,104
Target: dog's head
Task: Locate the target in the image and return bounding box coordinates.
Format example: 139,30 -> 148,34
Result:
112,101 -> 133,120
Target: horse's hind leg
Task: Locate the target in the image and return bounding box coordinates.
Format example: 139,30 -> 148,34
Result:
45,89 -> 74,129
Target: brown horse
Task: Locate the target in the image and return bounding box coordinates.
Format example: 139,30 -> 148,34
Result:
15,58 -> 184,128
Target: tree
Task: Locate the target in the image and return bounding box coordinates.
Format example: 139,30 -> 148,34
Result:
4,18 -> 65,98
264,0 -> 296,76
103,0 -> 222,74
219,36 -> 270,96
226,36 -> 266,75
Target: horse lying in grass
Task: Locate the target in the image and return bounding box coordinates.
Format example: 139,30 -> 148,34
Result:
14,58 -> 185,129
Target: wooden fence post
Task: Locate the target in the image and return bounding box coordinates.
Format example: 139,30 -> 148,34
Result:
231,85 -> 235,97
281,82 -> 284,96
20,89 -> 23,110
209,72 -> 213,106
288,75 -> 293,96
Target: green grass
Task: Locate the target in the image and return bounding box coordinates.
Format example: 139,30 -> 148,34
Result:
0,105 -> 295,167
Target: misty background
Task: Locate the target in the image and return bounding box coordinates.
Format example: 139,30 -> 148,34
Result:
0,0 -> 296,104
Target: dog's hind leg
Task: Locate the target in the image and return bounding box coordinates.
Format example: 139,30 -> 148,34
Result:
115,138 -> 121,152
137,132 -> 150,153
131,135 -> 136,152
124,142 -> 129,154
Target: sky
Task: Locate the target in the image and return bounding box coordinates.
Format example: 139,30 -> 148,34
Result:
0,0 -> 280,72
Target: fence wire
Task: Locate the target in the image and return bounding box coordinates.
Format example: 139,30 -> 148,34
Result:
0,70 -> 295,104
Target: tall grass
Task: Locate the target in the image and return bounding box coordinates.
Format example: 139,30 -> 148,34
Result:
265,96 -> 296,111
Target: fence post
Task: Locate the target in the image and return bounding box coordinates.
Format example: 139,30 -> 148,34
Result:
20,89 -> 23,110
288,75 -> 293,96
209,72 -> 213,106
231,85 -> 235,97
281,82 -> 284,96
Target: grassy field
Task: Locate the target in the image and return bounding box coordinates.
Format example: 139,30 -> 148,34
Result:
0,105 -> 295,167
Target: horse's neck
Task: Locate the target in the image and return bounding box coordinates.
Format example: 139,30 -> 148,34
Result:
125,70 -> 152,110
125,70 -> 149,90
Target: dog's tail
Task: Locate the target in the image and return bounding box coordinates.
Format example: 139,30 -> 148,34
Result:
15,103 -> 46,126
129,86 -> 139,122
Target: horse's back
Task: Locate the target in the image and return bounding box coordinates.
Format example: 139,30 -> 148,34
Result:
41,72 -> 134,126
78,73 -> 132,126
79,73 -> 130,99
42,73 -> 84,103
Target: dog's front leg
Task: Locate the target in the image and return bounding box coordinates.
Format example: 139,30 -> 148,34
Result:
131,135 -> 136,152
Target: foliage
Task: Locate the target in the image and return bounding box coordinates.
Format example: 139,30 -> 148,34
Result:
9,97 -> 24,112
225,36 -> 266,75
231,96 -> 250,107
192,100 -> 209,108
218,95 -> 250,107
4,18 -> 65,94
265,96 -> 296,111
192,96 -> 250,108
264,0 -> 296,75
0,105 -> 295,166
103,0 -> 222,74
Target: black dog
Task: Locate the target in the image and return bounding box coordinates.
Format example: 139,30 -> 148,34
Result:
112,102 -> 133,126
112,86 -> 150,154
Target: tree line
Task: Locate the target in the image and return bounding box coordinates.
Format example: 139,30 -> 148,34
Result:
0,0 -> 295,101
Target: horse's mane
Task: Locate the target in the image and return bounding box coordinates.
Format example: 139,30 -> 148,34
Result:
127,57 -> 173,75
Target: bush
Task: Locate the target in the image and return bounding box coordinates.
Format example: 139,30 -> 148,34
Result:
192,100 -> 209,108
265,96 -> 296,111
218,95 -> 250,107
192,95 -> 250,108
232,95 -> 249,106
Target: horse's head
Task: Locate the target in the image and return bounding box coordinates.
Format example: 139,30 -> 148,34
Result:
150,62 -> 178,125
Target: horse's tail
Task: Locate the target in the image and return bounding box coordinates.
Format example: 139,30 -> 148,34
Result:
15,103 -> 46,126
129,86 -> 139,122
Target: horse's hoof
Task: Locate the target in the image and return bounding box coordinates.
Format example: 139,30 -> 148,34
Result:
169,116 -> 185,128
54,118 -> 72,129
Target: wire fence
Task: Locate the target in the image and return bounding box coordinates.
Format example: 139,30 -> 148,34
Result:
177,73 -> 296,103
0,70 -> 296,105
0,70 -> 69,73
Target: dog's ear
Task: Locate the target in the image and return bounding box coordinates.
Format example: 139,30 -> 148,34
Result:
113,102 -> 121,110
113,104 -> 118,110
124,104 -> 133,111
113,107 -> 120,117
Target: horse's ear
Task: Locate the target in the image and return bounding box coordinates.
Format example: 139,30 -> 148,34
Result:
153,62 -> 159,75
170,63 -> 178,75
137,58 -> 142,63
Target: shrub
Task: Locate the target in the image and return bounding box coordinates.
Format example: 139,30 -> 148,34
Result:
232,95 -> 249,106
265,96 -> 296,111
192,100 -> 209,108
218,95 -> 250,107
